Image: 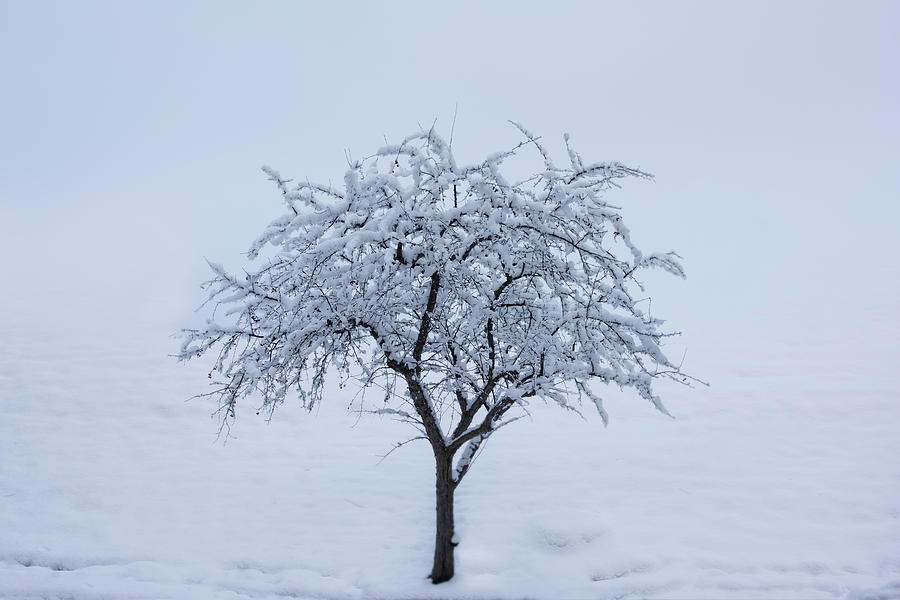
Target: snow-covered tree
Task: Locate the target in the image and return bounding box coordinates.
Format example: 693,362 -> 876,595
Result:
178,123 -> 694,583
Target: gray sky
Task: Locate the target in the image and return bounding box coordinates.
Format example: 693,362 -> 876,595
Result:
1,1 -> 897,363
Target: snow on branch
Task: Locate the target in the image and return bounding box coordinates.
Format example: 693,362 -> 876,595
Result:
178,124 -> 693,463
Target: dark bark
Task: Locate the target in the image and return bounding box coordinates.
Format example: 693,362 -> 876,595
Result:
430,453 -> 456,583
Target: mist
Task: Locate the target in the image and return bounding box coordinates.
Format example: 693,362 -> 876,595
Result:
1,2 -> 898,597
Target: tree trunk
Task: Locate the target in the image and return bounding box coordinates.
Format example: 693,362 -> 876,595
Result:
430,455 -> 456,583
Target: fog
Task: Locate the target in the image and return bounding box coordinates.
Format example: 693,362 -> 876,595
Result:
1,1 -> 897,365
2,3 -> 899,597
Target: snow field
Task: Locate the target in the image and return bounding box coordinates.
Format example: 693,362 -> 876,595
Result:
1,324 -> 898,599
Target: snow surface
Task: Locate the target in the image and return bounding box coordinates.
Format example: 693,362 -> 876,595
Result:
1,311 -> 898,599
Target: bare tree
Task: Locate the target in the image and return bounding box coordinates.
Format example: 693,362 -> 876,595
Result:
178,123 -> 695,583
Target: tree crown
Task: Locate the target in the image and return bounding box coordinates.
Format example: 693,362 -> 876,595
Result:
179,123 -> 691,456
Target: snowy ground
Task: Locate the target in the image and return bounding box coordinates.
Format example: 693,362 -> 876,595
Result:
1,307 -> 898,600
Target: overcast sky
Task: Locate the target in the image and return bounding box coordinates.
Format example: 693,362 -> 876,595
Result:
1,1 -> 897,368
